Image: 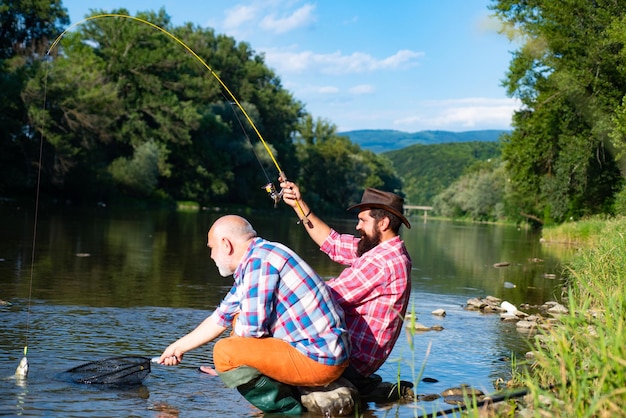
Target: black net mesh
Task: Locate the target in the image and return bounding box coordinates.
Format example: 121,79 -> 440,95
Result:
61,356 -> 151,385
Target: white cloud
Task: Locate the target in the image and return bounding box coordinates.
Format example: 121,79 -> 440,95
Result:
319,86 -> 339,94
349,84 -> 374,94
263,48 -> 423,74
259,3 -> 316,34
223,5 -> 258,32
393,98 -> 520,130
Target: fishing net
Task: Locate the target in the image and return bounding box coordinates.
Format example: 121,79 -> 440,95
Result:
61,356 -> 151,385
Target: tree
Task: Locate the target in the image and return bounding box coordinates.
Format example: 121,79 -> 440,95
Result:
491,0 -> 626,223
433,159 -> 506,221
16,9 -> 304,205
293,115 -> 403,211
0,0 -> 68,193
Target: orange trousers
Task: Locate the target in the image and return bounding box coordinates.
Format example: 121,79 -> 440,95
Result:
213,335 -> 347,387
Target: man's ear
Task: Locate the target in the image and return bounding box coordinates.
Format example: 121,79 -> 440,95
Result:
222,237 -> 234,255
378,216 -> 391,232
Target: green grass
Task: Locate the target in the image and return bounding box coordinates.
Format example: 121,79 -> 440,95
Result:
519,217 -> 626,416
540,215 -> 616,246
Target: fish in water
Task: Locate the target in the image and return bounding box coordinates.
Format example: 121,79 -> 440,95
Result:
15,357 -> 28,378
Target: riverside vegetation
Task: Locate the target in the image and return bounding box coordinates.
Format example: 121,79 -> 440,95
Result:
425,217 -> 626,417
481,216 -> 626,417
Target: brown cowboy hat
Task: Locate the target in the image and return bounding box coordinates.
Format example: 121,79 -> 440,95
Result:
347,188 -> 411,229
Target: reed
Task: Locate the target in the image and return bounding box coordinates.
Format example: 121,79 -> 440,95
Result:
521,217 -> 626,416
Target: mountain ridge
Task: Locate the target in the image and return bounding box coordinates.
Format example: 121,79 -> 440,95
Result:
338,129 -> 508,153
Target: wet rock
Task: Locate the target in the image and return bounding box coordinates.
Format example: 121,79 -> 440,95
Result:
405,322 -> 443,332
493,262 -> 510,268
441,386 -> 484,397
421,377 -> 438,383
465,297 -> 487,310
486,295 -> 502,304
431,308 -> 446,317
547,303 -> 568,314
407,322 -> 431,331
299,377 -> 358,417
417,393 -> 441,402
441,386 -> 485,406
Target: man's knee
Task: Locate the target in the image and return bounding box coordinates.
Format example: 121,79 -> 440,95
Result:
213,337 -> 239,372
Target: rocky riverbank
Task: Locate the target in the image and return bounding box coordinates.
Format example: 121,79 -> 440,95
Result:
400,295 -> 572,417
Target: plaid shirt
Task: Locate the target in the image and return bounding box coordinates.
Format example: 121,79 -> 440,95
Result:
322,229 -> 412,376
213,237 -> 349,366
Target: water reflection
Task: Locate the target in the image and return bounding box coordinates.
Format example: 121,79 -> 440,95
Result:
0,204 -> 568,417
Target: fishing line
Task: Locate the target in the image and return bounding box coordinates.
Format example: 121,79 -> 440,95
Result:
17,52 -> 52,375
226,102 -> 282,206
46,14 -> 312,225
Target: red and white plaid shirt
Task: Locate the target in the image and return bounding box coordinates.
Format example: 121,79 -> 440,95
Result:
321,229 -> 412,376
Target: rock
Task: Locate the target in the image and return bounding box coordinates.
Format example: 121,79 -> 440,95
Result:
404,312 -> 418,321
441,386 -> 484,397
418,393 -> 441,402
299,377 -> 358,417
547,303 -> 568,314
485,295 -> 502,303
441,386 -> 485,405
500,313 -> 518,321
500,301 -> 517,314
493,262 -> 510,268
407,322 -> 431,331
431,309 -> 446,317
466,297 -> 486,309
516,320 -> 537,330
405,322 -> 443,332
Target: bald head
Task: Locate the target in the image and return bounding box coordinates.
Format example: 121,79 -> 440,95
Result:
210,215 -> 257,243
207,215 -> 257,277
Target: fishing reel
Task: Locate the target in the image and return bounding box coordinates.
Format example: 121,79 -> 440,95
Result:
262,182 -> 284,207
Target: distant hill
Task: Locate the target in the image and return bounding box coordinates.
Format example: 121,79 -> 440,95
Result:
384,141 -> 502,206
339,129 -> 508,153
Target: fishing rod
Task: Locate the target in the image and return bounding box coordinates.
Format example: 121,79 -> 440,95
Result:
46,13 -> 312,227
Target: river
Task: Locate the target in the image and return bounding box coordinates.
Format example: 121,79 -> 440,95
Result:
0,203 -> 570,417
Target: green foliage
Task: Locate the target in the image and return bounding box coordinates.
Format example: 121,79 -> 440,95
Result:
108,140 -> 164,197
433,160 -> 506,221
293,115 -> 403,211
491,0 -> 626,223
0,0 -> 69,193
1,8 -> 308,207
525,217 -> 626,416
384,141 -> 501,206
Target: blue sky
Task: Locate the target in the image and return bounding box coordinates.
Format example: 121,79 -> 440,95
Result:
61,0 -> 520,133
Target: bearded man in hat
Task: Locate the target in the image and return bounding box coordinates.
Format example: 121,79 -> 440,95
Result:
280,181 -> 413,403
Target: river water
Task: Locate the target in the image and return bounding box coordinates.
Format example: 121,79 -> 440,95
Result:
0,203 -> 570,417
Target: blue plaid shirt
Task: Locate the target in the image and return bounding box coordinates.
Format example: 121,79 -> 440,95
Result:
213,237 -> 349,366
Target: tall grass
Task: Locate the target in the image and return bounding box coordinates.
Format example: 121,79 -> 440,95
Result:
521,217 -> 626,416
540,215 -> 614,246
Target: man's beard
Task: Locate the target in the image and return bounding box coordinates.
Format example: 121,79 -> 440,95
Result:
357,227 -> 382,257
214,253 -> 234,277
